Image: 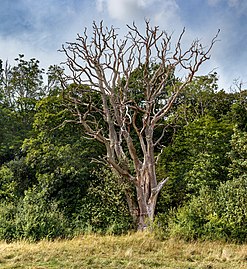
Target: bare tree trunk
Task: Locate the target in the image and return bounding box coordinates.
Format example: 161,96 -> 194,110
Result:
124,188 -> 139,226
135,164 -> 169,230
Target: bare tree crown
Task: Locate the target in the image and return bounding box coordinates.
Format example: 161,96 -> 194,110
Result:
60,21 -> 219,228
61,20 -> 219,158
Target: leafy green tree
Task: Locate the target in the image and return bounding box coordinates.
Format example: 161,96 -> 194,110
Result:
21,92 -> 101,214
156,115 -> 233,211
171,73 -> 236,125
155,76 -> 237,213
0,55 -> 45,111
0,55 -> 46,164
157,97 -> 247,242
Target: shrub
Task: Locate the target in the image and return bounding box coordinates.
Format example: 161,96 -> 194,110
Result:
166,177 -> 247,242
211,176 -> 247,242
15,187 -> 71,241
71,168 -> 133,235
0,202 -> 18,242
0,187 -> 71,242
166,187 -> 214,241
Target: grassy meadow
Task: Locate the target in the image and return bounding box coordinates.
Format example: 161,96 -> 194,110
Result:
0,232 -> 246,269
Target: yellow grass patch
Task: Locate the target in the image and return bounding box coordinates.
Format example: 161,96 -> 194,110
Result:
0,232 -> 246,268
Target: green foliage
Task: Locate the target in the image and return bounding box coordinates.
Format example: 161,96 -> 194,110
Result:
125,63 -> 175,106
172,74 -> 216,124
46,65 -> 64,95
173,74 -> 236,123
0,167 -> 132,241
72,168 -> 132,235
228,129 -> 247,178
166,176 -> 247,242
212,176 -> 247,242
0,165 -> 16,201
0,202 -> 18,242
2,157 -> 36,198
20,90 -> 103,215
0,55 -> 46,164
229,90 -> 247,131
0,196 -> 70,242
0,105 -> 22,164
0,52 -> 246,242
166,187 -> 214,241
157,115 -> 233,210
155,75 -> 236,213
156,104 -> 247,243
15,188 -> 71,241
183,116 -> 233,195
1,55 -> 45,111
18,91 -> 130,236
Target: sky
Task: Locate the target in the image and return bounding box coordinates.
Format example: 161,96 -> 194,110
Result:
0,0 -> 247,91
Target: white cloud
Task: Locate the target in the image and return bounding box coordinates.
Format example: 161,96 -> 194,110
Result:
107,0 -> 141,21
0,0 -> 87,69
96,0 -> 181,29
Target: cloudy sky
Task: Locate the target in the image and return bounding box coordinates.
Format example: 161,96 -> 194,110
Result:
0,0 -> 246,90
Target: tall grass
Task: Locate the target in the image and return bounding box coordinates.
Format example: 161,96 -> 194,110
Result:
0,232 -> 246,268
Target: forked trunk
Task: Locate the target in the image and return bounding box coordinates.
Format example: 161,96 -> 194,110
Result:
134,170 -> 169,230
136,186 -> 157,230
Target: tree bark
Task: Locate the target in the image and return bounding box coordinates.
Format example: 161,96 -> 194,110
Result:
135,161 -> 169,230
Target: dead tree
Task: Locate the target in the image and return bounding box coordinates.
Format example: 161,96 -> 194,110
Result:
61,21 -> 219,230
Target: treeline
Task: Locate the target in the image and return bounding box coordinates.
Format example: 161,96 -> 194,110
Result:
0,55 -> 246,242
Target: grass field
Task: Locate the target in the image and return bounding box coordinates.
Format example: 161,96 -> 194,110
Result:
0,232 -> 246,268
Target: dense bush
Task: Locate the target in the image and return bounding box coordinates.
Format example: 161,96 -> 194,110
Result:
0,202 -> 18,242
211,176 -> 247,242
15,188 -> 71,241
0,190 -> 71,242
0,168 -> 133,241
156,115 -> 233,212
72,168 -> 133,235
165,177 -> 247,242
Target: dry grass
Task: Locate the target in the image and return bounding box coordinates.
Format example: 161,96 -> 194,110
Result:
0,232 -> 246,268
